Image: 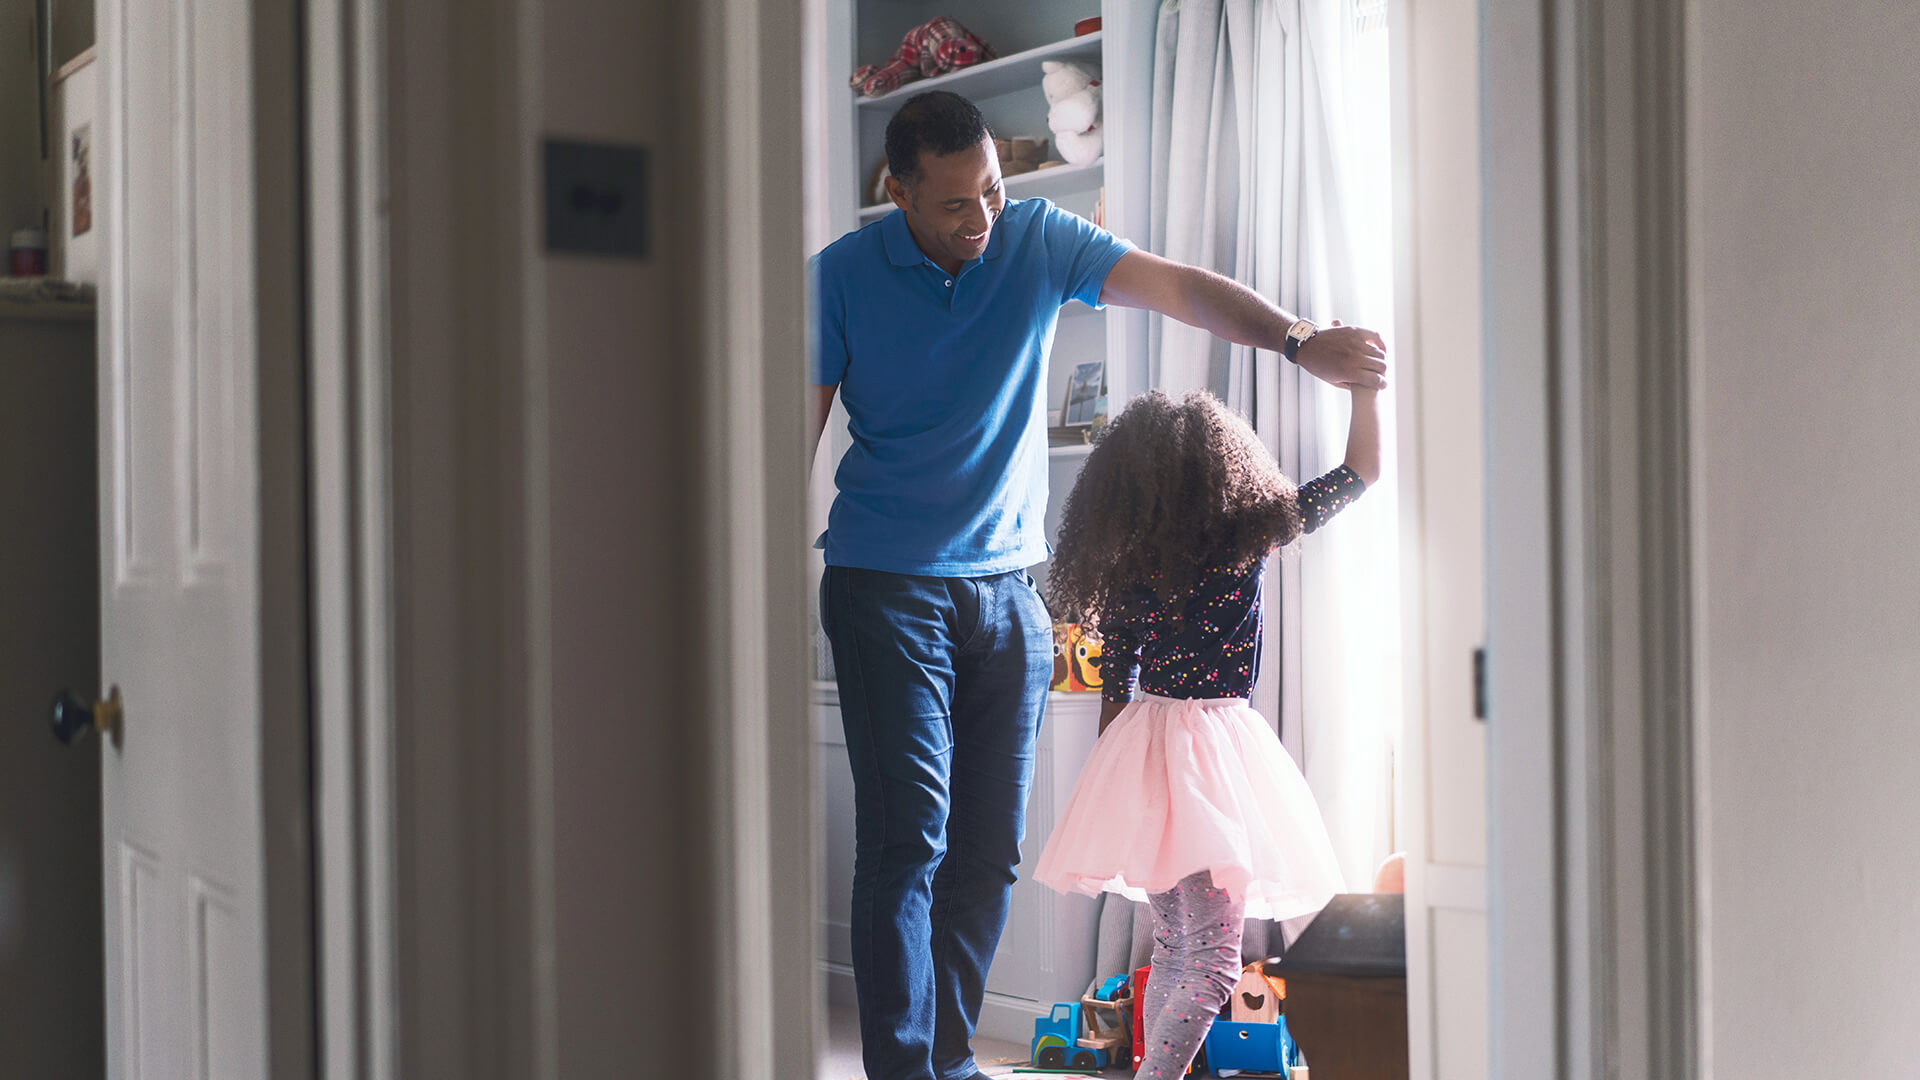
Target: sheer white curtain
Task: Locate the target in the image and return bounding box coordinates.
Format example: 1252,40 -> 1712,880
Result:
1146,0 -> 1399,894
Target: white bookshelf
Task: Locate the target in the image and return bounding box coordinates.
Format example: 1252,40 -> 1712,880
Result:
854,31 -> 1104,110
812,0 -> 1158,1045
857,157 -> 1105,222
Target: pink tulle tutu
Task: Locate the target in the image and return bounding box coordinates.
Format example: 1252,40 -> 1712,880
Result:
1032,694 -> 1347,921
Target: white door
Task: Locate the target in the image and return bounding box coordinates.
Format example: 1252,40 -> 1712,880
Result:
96,0 -> 306,1075
1394,0 -> 1490,1076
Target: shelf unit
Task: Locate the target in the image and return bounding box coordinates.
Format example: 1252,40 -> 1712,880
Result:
810,0 -> 1159,1045
854,30 -> 1104,109
857,157 -> 1105,222
824,3 -> 1142,594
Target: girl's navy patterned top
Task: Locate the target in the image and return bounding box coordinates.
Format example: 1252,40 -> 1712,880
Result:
1097,465 -> 1367,704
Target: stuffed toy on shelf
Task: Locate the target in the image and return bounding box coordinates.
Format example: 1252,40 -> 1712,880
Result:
996,135 -> 1051,176
1042,60 -> 1103,166
850,17 -> 995,98
1051,622 -> 1104,693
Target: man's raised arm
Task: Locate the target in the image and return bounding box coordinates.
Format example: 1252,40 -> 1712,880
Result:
1098,250 -> 1388,390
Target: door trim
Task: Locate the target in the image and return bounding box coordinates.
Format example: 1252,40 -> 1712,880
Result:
252,0 -> 318,1074
308,0 -> 544,1073
305,0 -> 400,1072
309,0 -> 818,1074
1481,0 -> 1698,1077
689,3 -> 817,1076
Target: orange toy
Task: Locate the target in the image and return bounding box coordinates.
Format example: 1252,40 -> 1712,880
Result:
1050,623 -> 1104,692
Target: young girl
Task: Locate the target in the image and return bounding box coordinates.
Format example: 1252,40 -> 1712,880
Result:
1033,384 -> 1383,1078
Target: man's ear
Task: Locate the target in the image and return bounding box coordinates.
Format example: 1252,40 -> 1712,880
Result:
884,173 -> 912,210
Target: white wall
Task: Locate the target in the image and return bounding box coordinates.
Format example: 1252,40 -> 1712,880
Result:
536,2 -> 714,1073
1692,2 -> 1920,1075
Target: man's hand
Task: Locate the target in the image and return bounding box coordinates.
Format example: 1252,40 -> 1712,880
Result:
1297,325 -> 1388,391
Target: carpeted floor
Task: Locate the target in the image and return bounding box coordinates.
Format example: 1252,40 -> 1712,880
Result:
819,1006 -> 1042,1080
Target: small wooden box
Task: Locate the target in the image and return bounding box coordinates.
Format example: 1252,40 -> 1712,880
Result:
1269,894 -> 1409,1079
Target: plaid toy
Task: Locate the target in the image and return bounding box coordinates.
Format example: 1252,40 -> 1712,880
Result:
850,16 -> 996,98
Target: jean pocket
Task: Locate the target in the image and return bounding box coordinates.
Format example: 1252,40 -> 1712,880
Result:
1021,570 -> 1052,616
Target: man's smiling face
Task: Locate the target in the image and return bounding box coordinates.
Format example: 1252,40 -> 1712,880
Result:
888,135 -> 1006,272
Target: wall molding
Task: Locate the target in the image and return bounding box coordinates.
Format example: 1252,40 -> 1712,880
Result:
1483,0 -> 1696,1077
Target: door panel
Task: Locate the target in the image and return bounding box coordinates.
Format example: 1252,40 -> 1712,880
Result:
1393,0 -> 1490,1076
1431,908 -> 1490,1079
98,0 -> 280,1073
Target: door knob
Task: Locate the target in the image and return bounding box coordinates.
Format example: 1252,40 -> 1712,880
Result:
51,686 -> 122,746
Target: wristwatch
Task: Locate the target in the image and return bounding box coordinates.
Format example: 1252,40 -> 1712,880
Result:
1282,318 -> 1318,361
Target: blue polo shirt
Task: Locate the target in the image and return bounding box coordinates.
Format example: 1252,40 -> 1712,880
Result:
812,197 -> 1134,576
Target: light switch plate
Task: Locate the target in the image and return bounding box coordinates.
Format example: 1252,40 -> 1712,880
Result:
543,138 -> 649,258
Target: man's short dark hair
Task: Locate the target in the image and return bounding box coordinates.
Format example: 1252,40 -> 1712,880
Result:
885,91 -> 991,187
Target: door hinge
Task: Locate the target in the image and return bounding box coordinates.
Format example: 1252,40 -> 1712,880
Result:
1473,647 -> 1488,721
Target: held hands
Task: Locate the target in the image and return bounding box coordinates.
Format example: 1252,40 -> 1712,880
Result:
1296,321 -> 1388,391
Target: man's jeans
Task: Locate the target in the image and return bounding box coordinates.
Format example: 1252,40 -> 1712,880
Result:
820,566 -> 1053,1080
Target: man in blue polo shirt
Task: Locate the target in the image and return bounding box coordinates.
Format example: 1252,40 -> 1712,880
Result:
811,92 -> 1387,1080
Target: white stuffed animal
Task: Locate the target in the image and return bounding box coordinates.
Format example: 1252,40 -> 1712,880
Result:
1041,60 -> 1103,166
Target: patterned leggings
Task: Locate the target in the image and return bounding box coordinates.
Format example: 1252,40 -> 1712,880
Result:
1135,870 -> 1245,1079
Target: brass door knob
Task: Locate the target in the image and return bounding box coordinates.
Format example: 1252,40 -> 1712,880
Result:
51,686 -> 122,746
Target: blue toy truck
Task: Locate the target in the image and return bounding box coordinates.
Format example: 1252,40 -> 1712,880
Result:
1032,973 -> 1132,1070
1031,1002 -> 1110,1070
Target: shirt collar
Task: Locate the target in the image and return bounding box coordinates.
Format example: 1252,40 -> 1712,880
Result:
983,211 -> 1007,260
880,205 -> 1010,269
882,210 -> 923,267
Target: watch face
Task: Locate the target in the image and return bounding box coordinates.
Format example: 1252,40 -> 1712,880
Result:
1290,320 -> 1317,342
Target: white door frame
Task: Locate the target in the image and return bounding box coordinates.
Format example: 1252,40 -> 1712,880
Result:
304,0 -> 815,1076
304,0 -> 400,1073
1481,0 -> 1699,1077
307,0 -> 549,1072
303,0 -> 1703,1075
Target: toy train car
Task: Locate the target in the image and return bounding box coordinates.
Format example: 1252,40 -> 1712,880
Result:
1129,964 -> 1209,1076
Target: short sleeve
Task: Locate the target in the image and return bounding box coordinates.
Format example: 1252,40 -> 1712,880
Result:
1038,200 -> 1136,309
809,252 -> 849,386
1296,464 -> 1368,534
1095,590 -> 1147,704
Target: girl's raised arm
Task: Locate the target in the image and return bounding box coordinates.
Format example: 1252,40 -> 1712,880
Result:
1344,387 -> 1383,487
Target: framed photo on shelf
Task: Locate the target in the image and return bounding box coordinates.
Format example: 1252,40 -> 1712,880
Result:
1060,361 -> 1104,427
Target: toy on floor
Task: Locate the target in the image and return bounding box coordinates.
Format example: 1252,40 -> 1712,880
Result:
1128,961 -> 1302,1075
1128,964 -> 1209,1076
1031,972 -> 1132,1070
1031,1001 -> 1106,1070
1205,962 -> 1302,1075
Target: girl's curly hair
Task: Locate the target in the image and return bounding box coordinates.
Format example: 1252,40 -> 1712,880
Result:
1048,389 -> 1302,624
